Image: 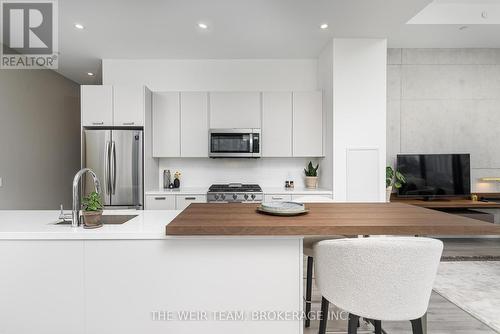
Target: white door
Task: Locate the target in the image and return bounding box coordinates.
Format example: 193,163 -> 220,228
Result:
113,85 -> 144,126
180,92 -> 208,157
293,91 -> 323,157
209,92 -> 261,128
262,92 -> 292,157
81,85 -> 113,126
152,92 -> 180,157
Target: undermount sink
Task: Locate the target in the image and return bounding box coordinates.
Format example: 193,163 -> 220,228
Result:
56,215 -> 137,225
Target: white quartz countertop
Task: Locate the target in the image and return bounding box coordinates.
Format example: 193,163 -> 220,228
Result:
0,210 -> 182,240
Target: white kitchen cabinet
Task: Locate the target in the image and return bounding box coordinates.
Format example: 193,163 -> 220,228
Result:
262,92 -> 293,157
209,92 -> 261,128
152,92 -> 180,157
180,92 -> 208,157
264,194 -> 292,202
113,85 -> 145,126
292,91 -> 323,157
175,194 -> 207,210
145,195 -> 176,210
291,194 -> 333,201
81,85 -> 113,126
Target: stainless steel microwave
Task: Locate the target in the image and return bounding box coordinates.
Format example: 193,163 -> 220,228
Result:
209,129 -> 261,158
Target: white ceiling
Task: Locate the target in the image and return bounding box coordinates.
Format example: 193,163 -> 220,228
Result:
56,0 -> 500,84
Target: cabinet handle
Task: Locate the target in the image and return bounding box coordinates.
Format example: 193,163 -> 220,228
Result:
185,197 -> 196,200
154,197 -> 166,200
92,122 -> 104,125
123,122 -> 135,125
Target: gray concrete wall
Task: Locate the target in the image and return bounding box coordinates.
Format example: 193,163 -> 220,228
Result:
0,70 -> 80,209
387,48 -> 500,193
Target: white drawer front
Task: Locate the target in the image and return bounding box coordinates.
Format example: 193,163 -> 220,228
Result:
145,195 -> 176,210
175,195 -> 207,210
264,194 -> 292,202
291,194 -> 333,201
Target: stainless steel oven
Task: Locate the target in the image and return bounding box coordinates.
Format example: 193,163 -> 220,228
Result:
209,128 -> 261,158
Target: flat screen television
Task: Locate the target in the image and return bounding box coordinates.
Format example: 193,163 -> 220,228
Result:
396,154 -> 471,199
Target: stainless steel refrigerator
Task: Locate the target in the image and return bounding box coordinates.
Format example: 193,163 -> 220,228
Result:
84,129 -> 143,209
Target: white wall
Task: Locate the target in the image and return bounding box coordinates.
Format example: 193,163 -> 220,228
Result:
103,59 -> 317,91
332,39 -> 387,202
0,70 -> 80,209
158,158 -> 320,189
387,48 -> 500,193
103,58 -> 323,190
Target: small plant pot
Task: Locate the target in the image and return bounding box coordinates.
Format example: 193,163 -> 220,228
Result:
305,176 -> 318,189
82,210 -> 103,229
386,186 -> 393,202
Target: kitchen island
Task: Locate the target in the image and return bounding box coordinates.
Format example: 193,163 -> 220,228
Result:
2,205 -> 499,334
0,210 -> 303,334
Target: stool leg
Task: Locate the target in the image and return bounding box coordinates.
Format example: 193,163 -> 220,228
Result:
318,297 -> 329,334
348,314 -> 360,334
374,320 -> 382,334
410,317 -> 424,334
305,256 -> 313,328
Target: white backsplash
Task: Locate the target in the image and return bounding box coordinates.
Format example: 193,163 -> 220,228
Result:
157,157 -> 323,189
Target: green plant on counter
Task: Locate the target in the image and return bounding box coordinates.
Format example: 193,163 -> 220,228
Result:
82,191 -> 103,212
304,161 -> 319,177
386,166 -> 406,189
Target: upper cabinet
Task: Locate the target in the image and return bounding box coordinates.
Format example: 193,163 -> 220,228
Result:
209,92 -> 261,129
180,92 -> 208,157
152,92 -> 180,157
113,85 -> 145,126
262,92 -> 292,157
81,85 -> 113,126
81,85 -> 145,127
292,91 -> 323,157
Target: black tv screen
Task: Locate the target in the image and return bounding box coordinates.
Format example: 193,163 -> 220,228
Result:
396,154 -> 471,198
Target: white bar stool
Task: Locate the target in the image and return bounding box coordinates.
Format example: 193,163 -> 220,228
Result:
314,237 -> 443,334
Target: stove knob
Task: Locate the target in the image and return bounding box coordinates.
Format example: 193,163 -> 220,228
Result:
244,194 -> 249,200
233,194 -> 238,200
214,194 -> 220,200
251,194 -> 256,200
220,194 -> 226,200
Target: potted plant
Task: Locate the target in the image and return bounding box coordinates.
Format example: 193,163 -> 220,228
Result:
386,166 -> 406,202
304,161 -> 319,189
82,191 -> 103,228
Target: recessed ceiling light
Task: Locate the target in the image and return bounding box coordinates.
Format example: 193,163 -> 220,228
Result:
198,23 -> 208,29
320,23 -> 328,30
459,25 -> 468,30
87,72 -> 94,76
74,23 -> 84,30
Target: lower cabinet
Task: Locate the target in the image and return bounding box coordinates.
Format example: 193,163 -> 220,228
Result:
264,194 -> 292,202
145,194 -> 206,210
145,195 -> 176,210
175,195 -> 207,210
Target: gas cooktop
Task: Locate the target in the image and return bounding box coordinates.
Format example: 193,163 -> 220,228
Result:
207,183 -> 263,202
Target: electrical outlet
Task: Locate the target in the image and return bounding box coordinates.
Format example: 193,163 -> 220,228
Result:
0,177 -> 2,187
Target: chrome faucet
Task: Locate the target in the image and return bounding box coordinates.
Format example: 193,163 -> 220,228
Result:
72,168 -> 101,227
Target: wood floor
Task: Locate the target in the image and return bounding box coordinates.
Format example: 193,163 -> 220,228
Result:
304,237 -> 500,334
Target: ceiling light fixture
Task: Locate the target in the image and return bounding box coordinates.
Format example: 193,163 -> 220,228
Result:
198,23 -> 208,29
74,23 -> 84,30
320,23 -> 328,30
459,25 -> 468,30
87,72 -> 94,76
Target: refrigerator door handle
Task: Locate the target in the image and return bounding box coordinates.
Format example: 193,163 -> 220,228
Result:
104,141 -> 111,195
111,141 -> 117,195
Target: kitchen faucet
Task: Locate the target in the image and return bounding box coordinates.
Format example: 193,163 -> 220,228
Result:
72,168 -> 101,227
